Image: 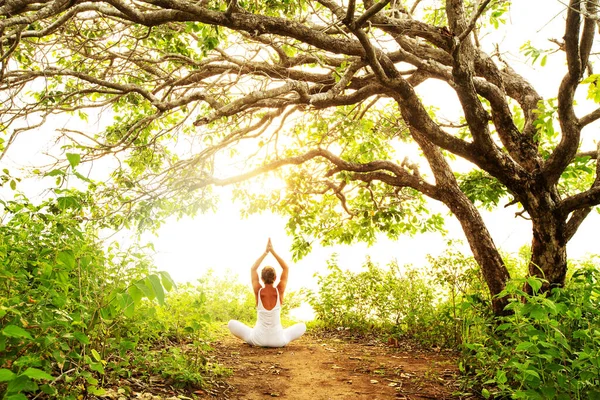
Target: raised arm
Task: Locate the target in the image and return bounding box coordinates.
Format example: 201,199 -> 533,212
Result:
251,248 -> 268,299
269,239 -> 289,298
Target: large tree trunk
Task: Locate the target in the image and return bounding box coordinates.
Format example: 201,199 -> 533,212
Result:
442,188 -> 511,315
529,214 -> 568,292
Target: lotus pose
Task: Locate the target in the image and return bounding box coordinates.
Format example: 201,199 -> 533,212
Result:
228,239 -> 306,347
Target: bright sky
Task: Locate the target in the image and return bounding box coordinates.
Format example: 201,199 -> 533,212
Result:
1,1 -> 599,321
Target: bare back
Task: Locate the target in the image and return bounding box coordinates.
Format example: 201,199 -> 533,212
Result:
257,285 -> 284,310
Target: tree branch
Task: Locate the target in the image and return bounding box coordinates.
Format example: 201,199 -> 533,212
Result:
579,106 -> 600,126
352,0 -> 392,29
560,141 -> 600,214
544,0 -> 585,186
456,0 -> 493,43
565,207 -> 593,241
189,148 -> 437,197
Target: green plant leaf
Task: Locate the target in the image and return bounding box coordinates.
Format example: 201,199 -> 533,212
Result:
2,325 -> 33,340
128,284 -> 144,304
159,271 -> 176,292
22,368 -> 53,381
5,394 -> 28,400
66,153 -> 81,168
91,349 -> 102,362
527,277 -> 543,293
89,362 -> 104,374
147,274 -> 165,306
135,279 -> 155,300
57,196 -> 80,210
57,250 -> 76,269
515,341 -> 534,352
6,375 -> 36,394
0,368 -> 16,382
73,331 -> 90,345
87,386 -> 106,396
45,169 -> 65,177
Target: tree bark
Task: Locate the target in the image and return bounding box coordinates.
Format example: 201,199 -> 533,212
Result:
441,187 -> 511,314
529,213 -> 568,292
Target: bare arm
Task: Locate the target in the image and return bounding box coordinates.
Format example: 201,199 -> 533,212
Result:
251,249 -> 268,300
270,245 -> 289,300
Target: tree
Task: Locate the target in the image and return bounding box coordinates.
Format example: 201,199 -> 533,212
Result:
1,0 -> 599,314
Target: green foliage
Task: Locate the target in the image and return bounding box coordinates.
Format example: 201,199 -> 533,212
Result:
532,98 -> 559,157
0,194 -> 176,398
457,170 -> 509,210
232,104 -> 446,261
195,270 -> 257,325
308,245 -> 600,399
581,74 -> 600,103
194,269 -> 301,325
520,41 -> 550,66
306,254 -> 464,347
460,258 -> 600,399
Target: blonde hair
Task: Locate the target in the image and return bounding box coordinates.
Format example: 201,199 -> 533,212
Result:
261,266 -> 276,285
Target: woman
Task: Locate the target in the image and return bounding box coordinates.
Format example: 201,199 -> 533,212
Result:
228,239 -> 306,347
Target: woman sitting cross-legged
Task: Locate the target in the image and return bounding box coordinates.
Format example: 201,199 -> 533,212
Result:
228,239 -> 306,347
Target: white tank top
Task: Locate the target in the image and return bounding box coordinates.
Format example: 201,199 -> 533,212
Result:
250,288 -> 286,347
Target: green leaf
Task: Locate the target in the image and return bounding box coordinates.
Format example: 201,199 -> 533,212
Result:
73,171 -> 92,183
40,384 -> 58,396
128,284 -> 143,304
91,349 -> 102,362
123,299 -> 135,318
495,370 -> 507,384
22,368 -> 53,381
88,386 -> 106,396
0,368 -> 16,382
5,394 -> 28,400
134,279 -> 154,300
89,362 -> 104,374
515,341 -> 534,352
10,180 -> 16,190
73,331 -> 90,345
527,277 -> 542,293
147,274 -> 165,306
6,375 -> 36,394
523,369 -> 540,380
57,196 -> 80,210
66,153 -> 81,168
159,271 -> 176,292
45,169 -> 66,177
57,250 -> 75,269
2,325 -> 33,340
482,388 -> 490,399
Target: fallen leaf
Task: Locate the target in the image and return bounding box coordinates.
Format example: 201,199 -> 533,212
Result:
370,380 -> 379,384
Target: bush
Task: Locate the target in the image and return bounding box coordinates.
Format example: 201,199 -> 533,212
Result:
0,194 -> 176,399
460,259 -> 600,399
305,255 -> 460,347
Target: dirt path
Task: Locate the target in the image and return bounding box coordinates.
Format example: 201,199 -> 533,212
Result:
206,333 -> 460,400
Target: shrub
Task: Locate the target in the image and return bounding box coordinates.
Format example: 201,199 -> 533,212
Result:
460,259 -> 600,399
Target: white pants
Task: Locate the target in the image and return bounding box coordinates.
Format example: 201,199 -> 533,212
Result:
228,320 -> 306,347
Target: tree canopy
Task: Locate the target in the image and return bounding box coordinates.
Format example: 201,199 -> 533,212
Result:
1,0 -> 599,314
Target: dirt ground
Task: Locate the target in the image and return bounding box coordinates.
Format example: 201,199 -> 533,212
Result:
203,332 -> 461,400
